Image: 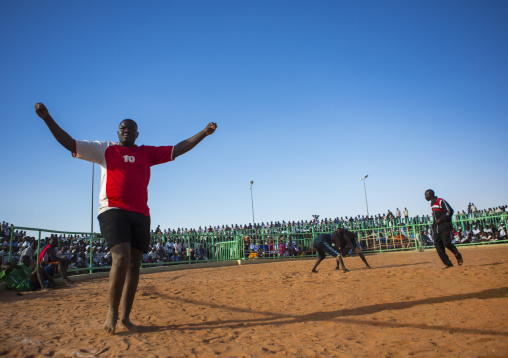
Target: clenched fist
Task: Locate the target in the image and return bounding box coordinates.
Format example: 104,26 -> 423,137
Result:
204,122 -> 218,136
35,103 -> 50,120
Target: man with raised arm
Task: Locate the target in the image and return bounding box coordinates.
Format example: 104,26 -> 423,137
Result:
35,103 -> 217,334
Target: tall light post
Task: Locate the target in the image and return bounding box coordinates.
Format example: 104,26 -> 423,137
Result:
359,174 -> 369,217
249,180 -> 255,225
91,163 -> 95,235
90,163 -> 95,274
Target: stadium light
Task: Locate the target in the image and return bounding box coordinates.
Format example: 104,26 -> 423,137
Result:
359,175 -> 369,217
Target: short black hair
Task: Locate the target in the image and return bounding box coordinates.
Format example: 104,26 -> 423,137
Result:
119,119 -> 138,130
425,189 -> 435,197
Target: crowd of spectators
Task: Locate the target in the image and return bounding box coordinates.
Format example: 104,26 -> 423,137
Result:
0,223 -> 111,274
1,204 -> 506,273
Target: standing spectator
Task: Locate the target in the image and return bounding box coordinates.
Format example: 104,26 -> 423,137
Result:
403,208 -> 408,221
278,241 -> 285,257
424,189 -> 463,268
175,239 -> 183,261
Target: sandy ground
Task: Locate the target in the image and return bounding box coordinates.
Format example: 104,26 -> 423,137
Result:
0,245 -> 507,358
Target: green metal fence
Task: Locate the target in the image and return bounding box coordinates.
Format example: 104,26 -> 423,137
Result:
2,212 -> 506,276
5,226 -> 102,274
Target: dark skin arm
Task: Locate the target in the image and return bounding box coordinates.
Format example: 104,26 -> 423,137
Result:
47,246 -> 71,265
3,263 -> 22,274
172,122 -> 217,159
35,103 -> 75,152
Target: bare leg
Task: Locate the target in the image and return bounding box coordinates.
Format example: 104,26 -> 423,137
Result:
103,243 -> 131,334
358,252 -> 371,268
335,255 -> 349,272
58,261 -> 75,284
311,257 -> 323,273
30,269 -> 45,290
120,248 -> 143,332
41,268 -> 58,287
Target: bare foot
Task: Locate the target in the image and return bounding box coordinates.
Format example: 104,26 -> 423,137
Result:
64,278 -> 75,285
102,311 -> 118,334
120,318 -> 141,332
342,269 -> 350,273
311,269 -> 318,273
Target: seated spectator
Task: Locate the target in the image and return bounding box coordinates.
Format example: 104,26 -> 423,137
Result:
478,230 -> 489,242
0,255 -> 57,292
39,237 -> 75,285
499,223 -> 507,240
195,244 -> 207,260
0,244 -> 8,266
459,226 -> 473,244
472,225 -> 481,241
286,241 -> 294,257
21,241 -> 35,260
420,231 -> 433,246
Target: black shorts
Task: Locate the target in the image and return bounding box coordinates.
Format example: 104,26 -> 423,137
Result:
98,209 -> 151,252
314,234 -> 340,259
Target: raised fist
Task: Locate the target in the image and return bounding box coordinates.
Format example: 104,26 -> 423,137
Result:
204,122 -> 217,136
35,102 -> 50,120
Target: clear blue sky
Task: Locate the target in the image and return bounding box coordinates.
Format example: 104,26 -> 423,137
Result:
1,1 -> 507,234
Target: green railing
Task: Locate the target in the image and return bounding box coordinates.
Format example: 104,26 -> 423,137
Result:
3,213 -> 506,275
6,226 -> 102,274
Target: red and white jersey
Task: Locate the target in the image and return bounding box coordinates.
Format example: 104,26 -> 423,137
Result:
73,140 -> 174,216
431,198 -> 445,212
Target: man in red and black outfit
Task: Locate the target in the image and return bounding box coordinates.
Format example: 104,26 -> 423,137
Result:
35,102 -> 217,334
425,189 -> 463,268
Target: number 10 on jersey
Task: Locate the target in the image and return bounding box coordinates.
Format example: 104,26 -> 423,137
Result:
123,155 -> 135,163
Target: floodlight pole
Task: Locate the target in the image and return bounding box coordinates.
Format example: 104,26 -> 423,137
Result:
90,163 -> 94,274
359,174 -> 369,217
249,181 -> 255,225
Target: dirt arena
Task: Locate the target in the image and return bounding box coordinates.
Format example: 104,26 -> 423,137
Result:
1,245 -> 507,358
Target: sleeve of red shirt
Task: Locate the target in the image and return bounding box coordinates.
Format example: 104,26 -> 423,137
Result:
150,146 -> 174,166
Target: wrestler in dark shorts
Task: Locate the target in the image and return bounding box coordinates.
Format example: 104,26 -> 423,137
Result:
98,209 -> 151,252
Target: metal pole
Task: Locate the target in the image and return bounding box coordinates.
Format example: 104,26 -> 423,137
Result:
249,181 -> 255,225
363,178 -> 369,217
90,163 -> 94,274
360,175 -> 369,218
